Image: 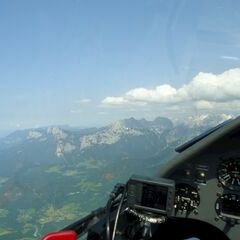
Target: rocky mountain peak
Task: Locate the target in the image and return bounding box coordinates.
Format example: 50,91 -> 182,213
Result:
187,113 -> 233,128
111,117 -> 173,131
152,117 -> 173,129
118,117 -> 145,129
47,127 -> 68,140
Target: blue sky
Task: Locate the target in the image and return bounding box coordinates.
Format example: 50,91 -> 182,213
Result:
1,0 -> 240,131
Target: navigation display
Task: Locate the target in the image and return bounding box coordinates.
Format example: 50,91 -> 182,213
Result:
141,184 -> 168,210
127,175 -> 175,216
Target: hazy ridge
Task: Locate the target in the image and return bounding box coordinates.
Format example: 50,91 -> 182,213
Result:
0,114 -> 232,239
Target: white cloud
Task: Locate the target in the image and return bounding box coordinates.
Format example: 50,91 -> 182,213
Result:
221,56 -> 240,61
194,100 -> 213,110
125,85 -> 179,103
101,68 -> 240,107
76,98 -> 92,103
182,69 -> 240,102
102,97 -> 129,105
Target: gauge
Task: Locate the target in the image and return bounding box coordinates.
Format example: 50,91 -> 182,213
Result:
218,158 -> 240,191
174,183 -> 200,213
215,194 -> 240,223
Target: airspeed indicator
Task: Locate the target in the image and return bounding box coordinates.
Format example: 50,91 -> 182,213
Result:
218,158 -> 240,191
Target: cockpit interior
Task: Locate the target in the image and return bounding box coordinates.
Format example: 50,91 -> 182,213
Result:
43,117 -> 240,240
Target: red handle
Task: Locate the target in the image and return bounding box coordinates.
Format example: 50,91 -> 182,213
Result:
42,230 -> 77,240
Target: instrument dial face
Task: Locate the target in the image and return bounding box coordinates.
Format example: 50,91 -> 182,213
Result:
218,158 -> 240,191
215,194 -> 240,223
174,183 -> 200,213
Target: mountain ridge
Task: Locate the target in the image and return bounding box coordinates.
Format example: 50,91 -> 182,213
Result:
0,113 -> 235,239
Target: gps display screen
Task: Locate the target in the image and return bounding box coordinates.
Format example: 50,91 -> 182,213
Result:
141,184 -> 168,210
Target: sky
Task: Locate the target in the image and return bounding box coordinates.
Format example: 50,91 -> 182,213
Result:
1,0 -> 240,131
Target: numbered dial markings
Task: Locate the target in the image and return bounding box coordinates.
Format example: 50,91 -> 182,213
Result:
218,158 -> 240,191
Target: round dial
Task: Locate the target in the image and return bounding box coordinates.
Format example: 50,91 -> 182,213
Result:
215,194 -> 240,223
174,183 -> 200,213
218,158 -> 240,191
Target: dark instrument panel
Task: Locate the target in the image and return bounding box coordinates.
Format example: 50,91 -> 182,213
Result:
164,154 -> 240,240
157,118 -> 240,240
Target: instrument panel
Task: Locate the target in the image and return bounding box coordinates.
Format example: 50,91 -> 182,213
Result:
216,158 -> 240,225
157,118 -> 240,240
164,154 -> 240,240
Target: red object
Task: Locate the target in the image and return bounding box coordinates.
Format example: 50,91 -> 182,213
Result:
42,230 -> 77,240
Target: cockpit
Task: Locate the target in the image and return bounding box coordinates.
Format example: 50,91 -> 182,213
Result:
43,117 -> 240,240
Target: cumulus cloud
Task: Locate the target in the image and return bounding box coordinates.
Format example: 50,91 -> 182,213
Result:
126,85 -> 180,103
102,97 -> 129,105
194,100 -> 213,110
183,69 -> 240,102
101,68 -> 240,107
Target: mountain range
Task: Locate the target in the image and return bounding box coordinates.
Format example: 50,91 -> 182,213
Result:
0,114 -> 233,239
